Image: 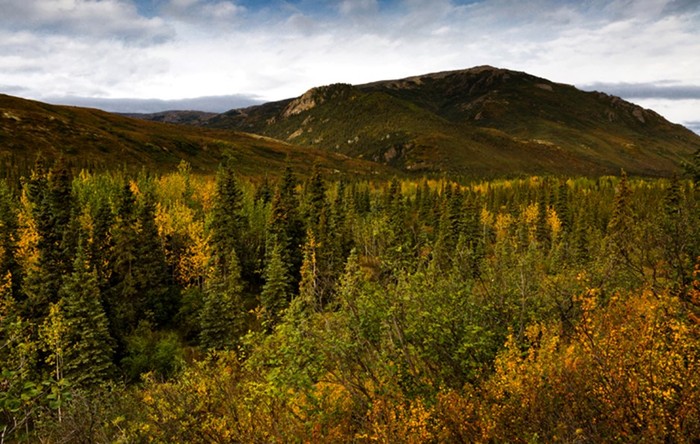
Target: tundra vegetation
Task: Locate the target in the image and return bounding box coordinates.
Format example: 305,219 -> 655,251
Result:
1,158 -> 700,442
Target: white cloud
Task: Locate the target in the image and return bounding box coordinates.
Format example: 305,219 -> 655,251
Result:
0,0 -> 173,44
0,0 -> 698,125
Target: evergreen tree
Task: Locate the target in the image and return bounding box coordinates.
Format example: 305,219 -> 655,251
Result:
210,159 -> 245,278
103,182 -> 142,357
199,249 -> 245,350
267,167 -> 303,286
0,181 -> 22,298
536,185 -> 551,250
605,170 -> 643,287
22,159 -> 74,320
554,180 -> 572,233
684,147 -> 700,185
90,199 -> 115,292
259,238 -> 292,329
298,230 -> 320,312
662,175 -> 692,293
135,193 -> 174,326
303,166 -> 326,234
607,171 -> 634,259
59,242 -> 115,388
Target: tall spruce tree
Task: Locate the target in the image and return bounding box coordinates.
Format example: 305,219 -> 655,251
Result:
22,159 -> 74,320
259,238 -> 292,329
267,167 -> 303,287
135,192 -> 174,326
210,159 -> 245,279
0,181 -> 21,298
59,241 -> 115,388
104,182 -> 141,356
199,249 -> 245,350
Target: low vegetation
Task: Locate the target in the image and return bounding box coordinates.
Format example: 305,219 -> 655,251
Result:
2,155 -> 700,442
0,94 -> 390,181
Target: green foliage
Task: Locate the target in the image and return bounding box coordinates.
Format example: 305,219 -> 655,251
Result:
259,239 -> 292,328
58,243 -> 115,388
209,160 -> 245,277
3,163 -> 700,442
121,322 -> 184,382
199,249 -> 246,351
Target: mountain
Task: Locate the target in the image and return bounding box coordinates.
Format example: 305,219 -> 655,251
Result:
122,110 -> 217,126
204,66 -> 700,177
0,93 -> 389,177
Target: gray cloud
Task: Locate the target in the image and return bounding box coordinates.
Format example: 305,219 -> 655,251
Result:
683,121 -> 700,134
581,82 -> 700,100
159,0 -> 245,27
0,84 -> 31,95
43,94 -> 263,113
0,0 -> 174,44
662,0 -> 700,15
0,0 -> 698,127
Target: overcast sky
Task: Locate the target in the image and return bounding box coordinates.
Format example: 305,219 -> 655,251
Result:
1,0 -> 699,132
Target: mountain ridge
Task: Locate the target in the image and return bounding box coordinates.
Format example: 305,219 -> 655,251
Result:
2,66 -> 699,178
202,66 -> 700,177
0,93 -> 391,178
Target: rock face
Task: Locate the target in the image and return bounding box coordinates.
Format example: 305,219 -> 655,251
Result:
283,84 -> 356,118
283,89 -> 320,118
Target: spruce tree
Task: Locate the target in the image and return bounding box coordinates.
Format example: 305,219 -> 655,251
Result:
0,181 -> 21,298
259,238 -> 292,328
662,175 -> 692,292
135,192 -> 174,326
22,159 -> 74,320
298,230 -> 320,312
210,159 -> 245,278
105,183 -> 139,341
267,167 -> 303,286
199,249 -> 245,350
536,185 -> 551,250
59,242 -> 115,388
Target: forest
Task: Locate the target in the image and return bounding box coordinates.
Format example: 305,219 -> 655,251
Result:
1,156 -> 700,443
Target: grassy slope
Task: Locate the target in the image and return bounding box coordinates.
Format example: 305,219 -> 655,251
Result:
205,67 -> 700,177
0,94 -> 393,178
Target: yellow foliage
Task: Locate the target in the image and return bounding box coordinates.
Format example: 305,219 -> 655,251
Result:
522,203 -> 538,226
479,207 -> 493,228
494,213 -> 513,242
479,287 -> 700,442
16,189 -> 39,272
548,208 -> 561,238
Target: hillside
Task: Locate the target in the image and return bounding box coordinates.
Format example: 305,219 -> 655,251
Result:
204,66 -> 700,177
0,94 -> 390,177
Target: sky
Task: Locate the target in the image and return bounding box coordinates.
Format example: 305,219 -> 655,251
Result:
1,0 -> 699,132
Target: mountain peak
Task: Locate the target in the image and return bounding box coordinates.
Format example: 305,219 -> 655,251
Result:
197,66 -> 700,176
283,83 -> 356,117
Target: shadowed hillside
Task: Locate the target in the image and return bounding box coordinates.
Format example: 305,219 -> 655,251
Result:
0,94 -> 394,179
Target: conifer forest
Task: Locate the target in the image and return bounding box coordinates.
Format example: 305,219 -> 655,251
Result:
2,158 -> 700,443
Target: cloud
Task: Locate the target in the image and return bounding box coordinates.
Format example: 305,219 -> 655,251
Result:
0,29 -> 171,99
160,0 -> 245,26
338,0 -> 378,17
0,84 -> 31,96
0,0 -> 173,44
0,0 -> 698,127
44,94 -> 263,113
581,82 -> 700,100
684,121 -> 700,134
